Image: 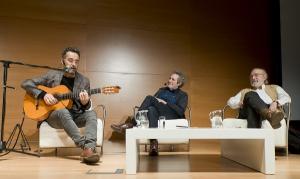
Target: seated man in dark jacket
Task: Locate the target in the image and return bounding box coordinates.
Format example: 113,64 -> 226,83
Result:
111,71 -> 188,156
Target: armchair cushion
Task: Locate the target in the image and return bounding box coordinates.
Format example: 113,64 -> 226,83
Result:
138,118 -> 189,144
222,118 -> 287,147
262,119 -> 287,147
222,118 -> 247,128
39,118 -> 103,148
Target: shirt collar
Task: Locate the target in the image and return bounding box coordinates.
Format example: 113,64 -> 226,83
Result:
256,84 -> 265,90
166,87 -> 179,93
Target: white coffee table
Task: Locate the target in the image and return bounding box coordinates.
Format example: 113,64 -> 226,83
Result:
126,128 -> 275,174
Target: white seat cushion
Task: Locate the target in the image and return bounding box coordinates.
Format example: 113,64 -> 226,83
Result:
39,118 -> 103,148
261,119 -> 287,147
222,118 -> 287,147
222,118 -> 247,128
139,119 -> 189,144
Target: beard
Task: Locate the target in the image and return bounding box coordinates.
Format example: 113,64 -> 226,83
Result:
167,83 -> 178,90
251,80 -> 263,89
64,66 -> 76,74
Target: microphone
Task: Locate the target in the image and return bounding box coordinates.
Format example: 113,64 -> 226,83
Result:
63,66 -> 73,73
164,82 -> 168,86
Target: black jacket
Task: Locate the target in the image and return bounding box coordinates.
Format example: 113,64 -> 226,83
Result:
154,87 -> 188,118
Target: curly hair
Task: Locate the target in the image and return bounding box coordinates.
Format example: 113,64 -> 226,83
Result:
61,47 -> 80,59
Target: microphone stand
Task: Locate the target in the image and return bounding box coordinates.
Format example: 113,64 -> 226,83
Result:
0,60 -> 62,154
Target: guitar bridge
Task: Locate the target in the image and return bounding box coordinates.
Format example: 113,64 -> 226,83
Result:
35,99 -> 39,110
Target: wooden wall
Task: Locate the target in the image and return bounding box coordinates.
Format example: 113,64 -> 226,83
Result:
0,0 -> 275,142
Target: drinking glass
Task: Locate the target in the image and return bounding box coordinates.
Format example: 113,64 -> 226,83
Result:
159,116 -> 166,128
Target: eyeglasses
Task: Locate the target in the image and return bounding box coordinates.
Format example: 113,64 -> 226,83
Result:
249,73 -> 264,78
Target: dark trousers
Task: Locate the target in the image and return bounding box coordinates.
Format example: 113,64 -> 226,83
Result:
138,95 -> 180,128
238,91 -> 269,128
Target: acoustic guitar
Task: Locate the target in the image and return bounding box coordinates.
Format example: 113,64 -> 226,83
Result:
23,85 -> 120,121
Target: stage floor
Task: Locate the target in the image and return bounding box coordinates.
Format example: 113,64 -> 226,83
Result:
0,140 -> 299,179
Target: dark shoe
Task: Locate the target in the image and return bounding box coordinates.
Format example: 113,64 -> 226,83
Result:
261,109 -> 284,129
149,139 -> 159,156
272,122 -> 282,129
80,148 -> 100,164
111,122 -> 134,133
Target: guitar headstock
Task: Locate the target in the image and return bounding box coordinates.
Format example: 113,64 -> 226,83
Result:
101,86 -> 121,94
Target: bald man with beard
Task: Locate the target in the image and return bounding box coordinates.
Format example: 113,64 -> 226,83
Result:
227,68 -> 291,129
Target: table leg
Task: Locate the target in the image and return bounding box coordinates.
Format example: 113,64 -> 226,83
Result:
126,133 -> 138,174
221,138 -> 275,174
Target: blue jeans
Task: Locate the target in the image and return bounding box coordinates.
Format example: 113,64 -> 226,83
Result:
46,108 -> 97,149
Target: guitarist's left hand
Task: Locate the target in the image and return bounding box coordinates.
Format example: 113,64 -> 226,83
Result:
79,90 -> 90,106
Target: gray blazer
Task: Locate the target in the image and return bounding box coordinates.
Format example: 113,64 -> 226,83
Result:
21,70 -> 91,113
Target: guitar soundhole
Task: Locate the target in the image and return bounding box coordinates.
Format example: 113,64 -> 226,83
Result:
54,94 -> 62,100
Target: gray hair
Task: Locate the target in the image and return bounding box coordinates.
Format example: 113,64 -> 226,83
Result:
252,68 -> 269,84
172,71 -> 185,88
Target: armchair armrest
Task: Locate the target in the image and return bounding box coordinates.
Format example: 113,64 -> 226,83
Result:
93,104 -> 107,121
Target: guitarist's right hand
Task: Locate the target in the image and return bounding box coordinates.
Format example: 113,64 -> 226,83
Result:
43,93 -> 58,106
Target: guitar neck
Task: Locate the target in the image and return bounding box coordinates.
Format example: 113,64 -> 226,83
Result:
56,88 -> 101,100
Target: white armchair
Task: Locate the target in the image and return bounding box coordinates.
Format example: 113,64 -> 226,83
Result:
38,104 -> 106,156
222,102 -> 291,155
134,106 -> 191,151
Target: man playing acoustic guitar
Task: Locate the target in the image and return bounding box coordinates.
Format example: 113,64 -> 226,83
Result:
21,47 -> 100,164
